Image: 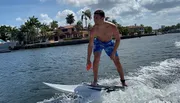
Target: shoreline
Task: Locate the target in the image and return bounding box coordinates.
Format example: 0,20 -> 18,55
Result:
12,34 -> 157,50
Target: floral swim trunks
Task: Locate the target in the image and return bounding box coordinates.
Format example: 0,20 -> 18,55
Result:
93,38 -> 118,57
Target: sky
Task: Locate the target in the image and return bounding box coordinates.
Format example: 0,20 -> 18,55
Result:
0,0 -> 180,29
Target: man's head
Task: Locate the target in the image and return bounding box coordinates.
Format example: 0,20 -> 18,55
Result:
93,10 -> 105,25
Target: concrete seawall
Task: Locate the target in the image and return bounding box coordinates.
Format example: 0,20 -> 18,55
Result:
13,34 -> 157,50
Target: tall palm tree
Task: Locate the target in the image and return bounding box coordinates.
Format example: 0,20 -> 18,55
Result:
21,16 -> 41,44
105,17 -> 110,21
66,14 -> 75,25
81,9 -> 91,28
40,23 -> 50,42
19,24 -> 29,44
50,20 -> 58,30
10,27 -> 20,41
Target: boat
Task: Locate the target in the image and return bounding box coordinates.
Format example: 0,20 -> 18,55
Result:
0,39 -> 16,53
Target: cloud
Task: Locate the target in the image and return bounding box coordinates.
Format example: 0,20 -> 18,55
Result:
56,9 -> 76,18
54,0 -> 180,28
56,0 -> 98,7
56,9 -> 77,25
139,0 -> 180,12
16,17 -> 26,22
40,14 -> 53,24
154,6 -> 180,16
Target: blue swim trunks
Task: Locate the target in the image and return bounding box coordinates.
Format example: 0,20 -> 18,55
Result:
93,38 -> 118,56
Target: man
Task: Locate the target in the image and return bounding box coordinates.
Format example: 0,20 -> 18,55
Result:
86,10 -> 127,86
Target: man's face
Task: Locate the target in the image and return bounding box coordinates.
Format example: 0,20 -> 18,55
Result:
93,14 -> 104,24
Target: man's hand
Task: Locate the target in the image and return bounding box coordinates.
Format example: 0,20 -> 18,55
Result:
86,60 -> 92,70
87,60 -> 91,65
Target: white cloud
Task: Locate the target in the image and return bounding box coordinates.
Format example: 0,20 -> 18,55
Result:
40,14 -> 53,24
56,0 -> 98,7
56,9 -> 77,25
56,9 -> 76,18
54,0 -> 180,28
16,17 -> 26,22
77,7 -> 91,16
139,0 -> 180,12
155,6 -> 180,16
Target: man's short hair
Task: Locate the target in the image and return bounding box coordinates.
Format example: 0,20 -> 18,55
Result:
94,10 -> 105,18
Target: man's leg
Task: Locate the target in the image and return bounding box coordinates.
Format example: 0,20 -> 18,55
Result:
92,52 -> 101,85
112,56 -> 127,86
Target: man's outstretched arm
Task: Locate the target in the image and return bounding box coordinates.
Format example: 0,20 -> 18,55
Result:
112,25 -> 121,54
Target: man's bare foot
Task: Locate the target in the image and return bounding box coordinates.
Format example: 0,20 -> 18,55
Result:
91,81 -> 98,86
121,80 -> 127,87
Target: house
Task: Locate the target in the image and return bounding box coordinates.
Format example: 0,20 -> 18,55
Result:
53,25 -> 90,40
127,25 -> 144,35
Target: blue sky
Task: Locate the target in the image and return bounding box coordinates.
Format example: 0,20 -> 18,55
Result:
0,0 -> 180,29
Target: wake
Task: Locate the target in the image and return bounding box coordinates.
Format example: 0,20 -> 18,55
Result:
175,41 -> 180,48
38,58 -> 180,103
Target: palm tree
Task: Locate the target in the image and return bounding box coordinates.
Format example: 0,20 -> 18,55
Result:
20,16 -> 41,43
0,25 -> 12,41
140,24 -> 144,27
40,23 -> 50,42
66,14 -> 75,25
105,17 -> 110,22
24,16 -> 41,44
10,27 -> 20,41
111,19 -> 117,25
50,20 -> 58,30
75,20 -> 83,32
81,9 -> 91,28
88,23 -> 93,30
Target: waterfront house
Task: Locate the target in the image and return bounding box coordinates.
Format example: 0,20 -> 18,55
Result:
127,25 -> 144,35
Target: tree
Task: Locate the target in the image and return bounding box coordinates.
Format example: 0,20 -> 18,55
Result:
10,27 -> 20,41
40,23 -> 50,41
111,19 -> 117,25
122,27 -> 129,36
66,13 -> 75,25
81,9 -> 91,28
176,23 -> 180,28
88,23 -> 93,31
140,24 -> 144,27
105,17 -> 110,22
0,25 -> 12,41
145,26 -> 152,34
50,20 -> 58,30
75,20 -> 83,32
20,16 -> 41,44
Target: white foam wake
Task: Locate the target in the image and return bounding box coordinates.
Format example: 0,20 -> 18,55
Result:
175,41 -> 180,48
39,58 -> 180,103
101,58 -> 180,103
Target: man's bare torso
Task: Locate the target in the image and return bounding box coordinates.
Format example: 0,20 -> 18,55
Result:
93,22 -> 115,42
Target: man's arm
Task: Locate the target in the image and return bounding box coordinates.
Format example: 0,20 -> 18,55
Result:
112,25 -> 121,53
87,27 -> 95,62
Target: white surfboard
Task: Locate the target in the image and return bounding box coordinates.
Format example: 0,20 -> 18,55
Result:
43,82 -> 125,93
43,82 -> 102,99
43,82 -> 78,93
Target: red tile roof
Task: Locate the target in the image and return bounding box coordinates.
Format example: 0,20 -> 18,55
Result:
59,25 -> 75,29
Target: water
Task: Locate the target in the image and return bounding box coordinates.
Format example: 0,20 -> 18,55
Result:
0,33 -> 180,103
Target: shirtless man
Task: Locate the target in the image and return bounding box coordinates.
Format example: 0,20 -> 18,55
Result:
86,10 -> 127,86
